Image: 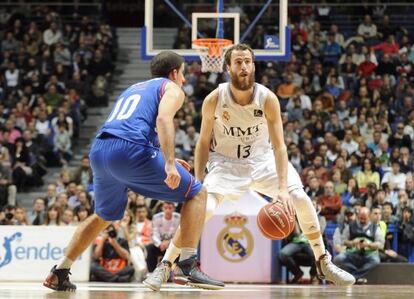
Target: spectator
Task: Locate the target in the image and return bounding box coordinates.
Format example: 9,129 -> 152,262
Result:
130,204 -> 152,281
74,205 -> 91,223
357,15 -> 378,41
14,207 -> 29,225
91,224 -> 134,282
333,207 -> 356,254
0,205 -> 16,225
44,204 -> 62,226
61,208 -> 75,226
43,22 -> 62,46
334,207 -> 384,284
381,161 -> 407,191
382,202 -> 398,225
146,202 -> 180,272
318,181 -> 342,222
355,158 -> 380,189
44,183 -> 57,207
53,124 -> 72,165
73,156 -> 93,189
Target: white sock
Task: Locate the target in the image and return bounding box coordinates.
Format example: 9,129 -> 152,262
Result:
179,247 -> 197,261
290,189 -> 326,260
308,235 -> 326,260
56,256 -> 74,269
162,242 -> 181,264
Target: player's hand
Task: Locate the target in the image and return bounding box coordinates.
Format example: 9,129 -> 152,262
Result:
165,162 -> 181,190
175,158 -> 191,172
275,189 -> 295,217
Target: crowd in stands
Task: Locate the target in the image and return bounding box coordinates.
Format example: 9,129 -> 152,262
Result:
2,3 -> 414,284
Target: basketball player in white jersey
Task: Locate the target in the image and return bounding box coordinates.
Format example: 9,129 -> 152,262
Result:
144,44 -> 355,291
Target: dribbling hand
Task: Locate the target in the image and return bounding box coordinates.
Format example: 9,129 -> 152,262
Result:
274,189 -> 295,217
165,162 -> 181,190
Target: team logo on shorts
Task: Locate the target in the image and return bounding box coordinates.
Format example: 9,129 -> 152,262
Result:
216,213 -> 254,263
222,111 -> 230,122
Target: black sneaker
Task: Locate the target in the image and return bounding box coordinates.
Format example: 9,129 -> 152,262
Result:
43,265 -> 76,292
173,255 -> 225,290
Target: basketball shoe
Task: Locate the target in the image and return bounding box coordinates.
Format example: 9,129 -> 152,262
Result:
316,251 -> 355,286
143,260 -> 172,291
43,265 -> 76,291
173,255 -> 225,290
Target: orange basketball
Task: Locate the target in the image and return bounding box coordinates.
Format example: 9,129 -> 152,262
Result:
257,201 -> 295,240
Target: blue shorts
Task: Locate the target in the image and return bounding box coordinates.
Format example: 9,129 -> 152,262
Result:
89,136 -> 203,221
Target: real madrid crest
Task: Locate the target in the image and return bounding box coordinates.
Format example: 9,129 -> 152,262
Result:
216,213 -> 254,263
222,110 -> 230,122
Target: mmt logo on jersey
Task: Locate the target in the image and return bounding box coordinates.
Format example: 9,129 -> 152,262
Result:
0,232 -> 80,269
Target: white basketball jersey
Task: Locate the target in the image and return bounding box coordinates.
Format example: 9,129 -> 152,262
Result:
210,83 -> 272,159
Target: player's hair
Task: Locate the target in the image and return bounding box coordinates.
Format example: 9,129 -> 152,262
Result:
224,43 -> 255,66
150,51 -> 184,78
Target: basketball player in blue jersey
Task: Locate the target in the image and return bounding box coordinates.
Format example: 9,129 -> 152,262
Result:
43,51 -> 224,291
144,44 -> 355,291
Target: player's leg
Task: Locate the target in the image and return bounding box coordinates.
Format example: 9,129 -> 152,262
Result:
43,138 -> 128,291
119,149 -> 224,290
143,193 -> 221,291
253,159 -> 355,286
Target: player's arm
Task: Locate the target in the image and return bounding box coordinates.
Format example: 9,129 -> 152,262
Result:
264,91 -> 289,197
194,89 -> 218,181
156,82 -> 185,189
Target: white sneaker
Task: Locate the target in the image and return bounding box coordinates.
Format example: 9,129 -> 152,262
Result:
316,251 -> 355,286
143,261 -> 171,291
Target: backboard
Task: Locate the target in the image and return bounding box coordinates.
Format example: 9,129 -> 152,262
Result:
142,0 -> 290,61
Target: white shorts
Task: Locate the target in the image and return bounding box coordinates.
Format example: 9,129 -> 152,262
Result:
204,152 -> 303,201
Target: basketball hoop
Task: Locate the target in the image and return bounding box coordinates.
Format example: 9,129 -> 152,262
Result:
192,38 -> 233,73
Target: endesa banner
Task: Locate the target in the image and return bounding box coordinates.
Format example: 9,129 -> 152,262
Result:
0,226 -> 91,281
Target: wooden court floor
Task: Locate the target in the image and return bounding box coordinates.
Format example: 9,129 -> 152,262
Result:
0,282 -> 413,299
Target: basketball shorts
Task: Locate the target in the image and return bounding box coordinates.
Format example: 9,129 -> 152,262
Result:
89,136 -> 202,221
203,152 -> 303,201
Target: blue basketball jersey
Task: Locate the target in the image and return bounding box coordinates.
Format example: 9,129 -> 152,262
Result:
97,77 -> 170,147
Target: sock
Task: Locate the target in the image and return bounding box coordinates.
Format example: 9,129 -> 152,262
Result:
56,256 -> 74,269
290,189 -> 326,260
179,247 -> 197,261
308,234 -> 326,260
162,241 -> 181,264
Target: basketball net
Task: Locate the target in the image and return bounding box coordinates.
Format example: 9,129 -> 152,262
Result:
192,38 -> 232,73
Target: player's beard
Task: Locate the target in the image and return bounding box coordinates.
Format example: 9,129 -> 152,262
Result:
230,70 -> 255,91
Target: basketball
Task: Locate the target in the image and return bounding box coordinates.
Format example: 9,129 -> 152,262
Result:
257,201 -> 295,240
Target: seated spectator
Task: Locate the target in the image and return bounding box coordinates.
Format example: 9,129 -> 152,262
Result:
333,208 -> 356,254
129,205 -> 152,281
341,130 -> 359,155
44,183 -> 57,207
14,207 -> 29,225
357,15 -> 378,42
146,202 -> 180,272
305,176 -> 324,200
398,207 -> 414,258
277,74 -> 296,100
355,158 -> 380,189
91,224 -> 134,282
74,205 -> 90,224
61,208 -> 75,226
334,207 -> 384,284
0,205 -> 16,225
381,161 -> 407,191
44,204 -> 62,226
341,178 -> 361,207
331,169 -> 347,195
0,163 -> 17,208
302,154 -> 329,186
371,206 -> 408,263
73,155 -> 93,190
322,33 -> 342,66
53,124 -> 72,165
278,221 -> 317,283
28,197 -> 45,225
388,122 -> 412,150
382,202 -> 398,225
318,181 -> 342,222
